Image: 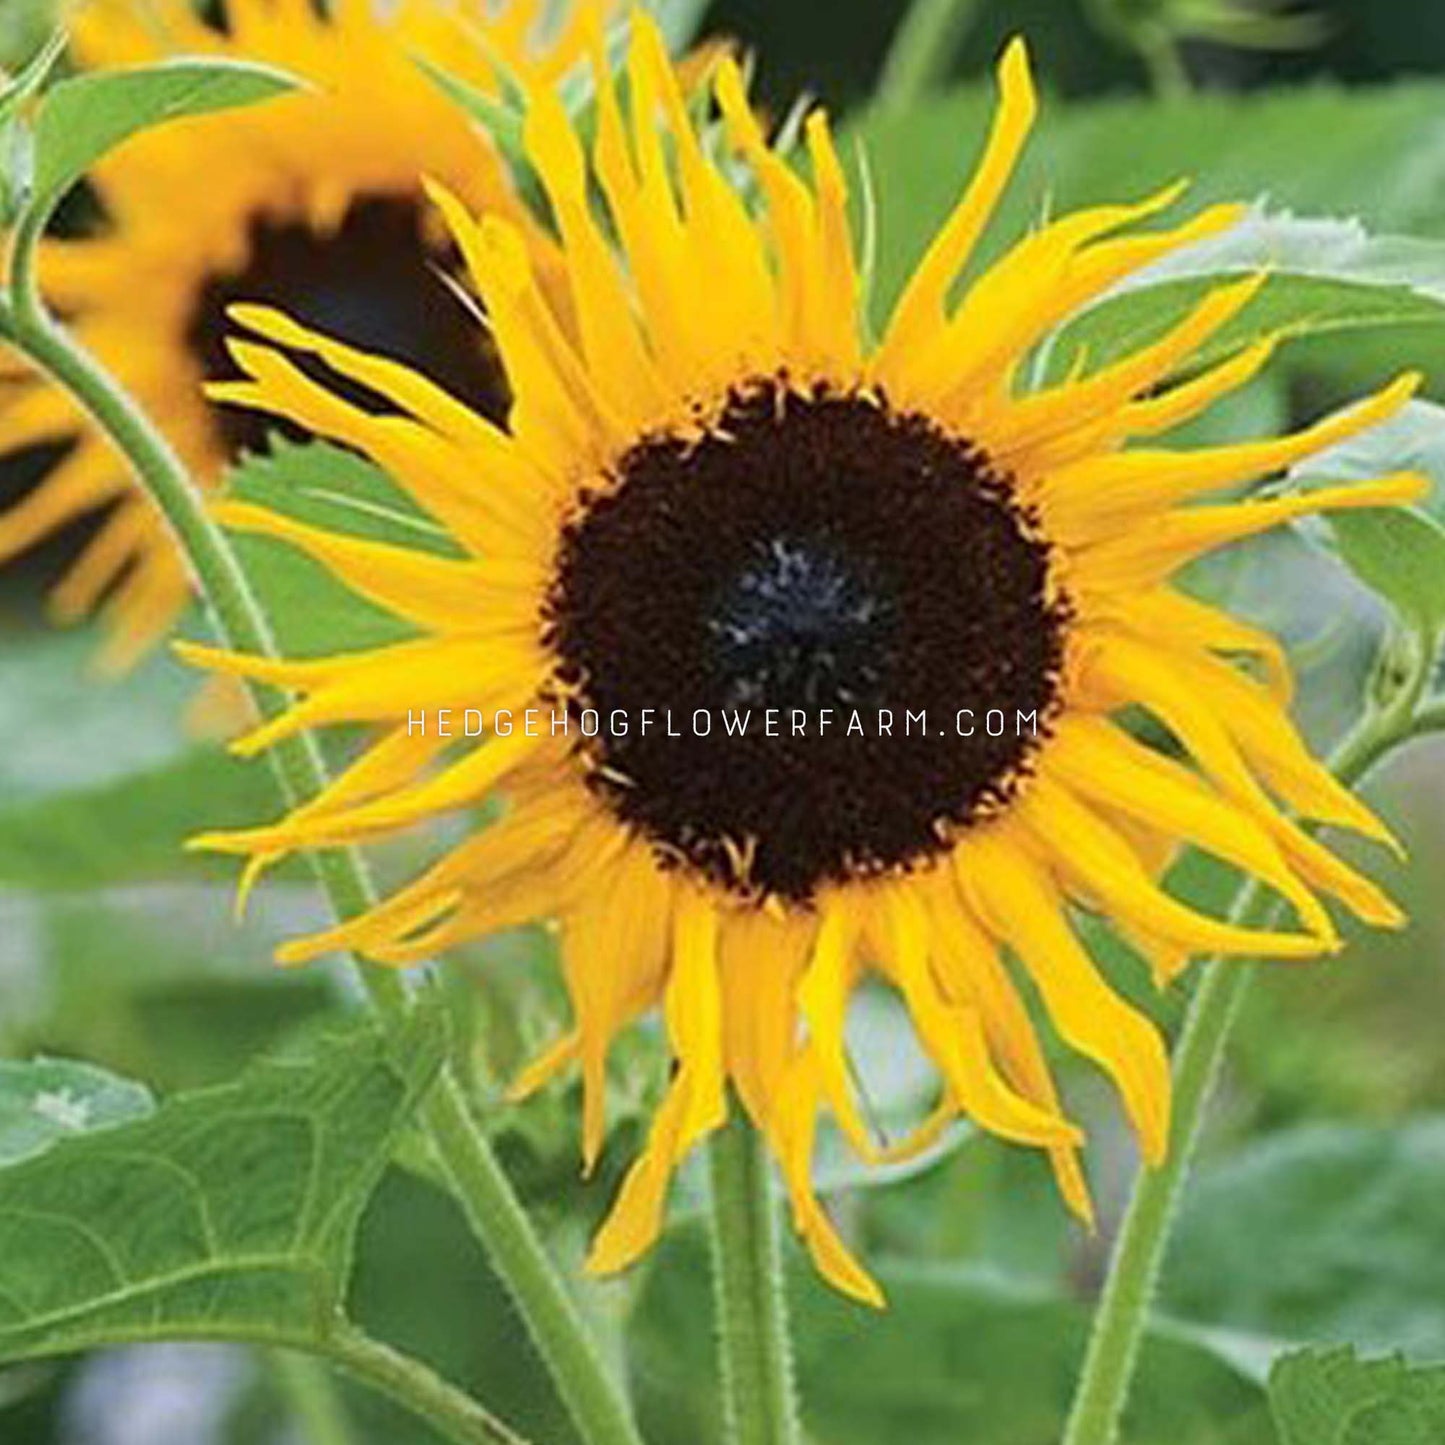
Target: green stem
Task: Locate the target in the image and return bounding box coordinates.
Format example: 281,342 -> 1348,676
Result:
1061,656 -> 1433,1445
707,1110 -> 801,1445
1138,30 -> 1191,102
268,1350 -> 356,1445
328,1331 -> 529,1445
875,0 -> 982,115
0,297 -> 643,1445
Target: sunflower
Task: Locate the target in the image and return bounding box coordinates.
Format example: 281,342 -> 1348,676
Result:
0,0 -> 611,673
183,18 -> 1422,1306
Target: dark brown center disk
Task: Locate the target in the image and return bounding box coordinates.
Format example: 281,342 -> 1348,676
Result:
545,381 -> 1070,904
186,193 -> 510,457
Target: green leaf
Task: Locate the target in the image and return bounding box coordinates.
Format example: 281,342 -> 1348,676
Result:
1269,1347 -> 1445,1445
1052,214 -> 1445,374
647,0 -> 715,51
1286,398 -> 1445,644
414,55 -> 524,166
220,439 -> 453,658
631,1231 -> 1275,1445
29,59 -> 298,219
413,56 -> 548,225
849,80 -> 1445,324
1163,1120 -> 1445,1358
0,1007 -> 445,1363
0,1059 -> 152,1166
1324,508 -> 1445,645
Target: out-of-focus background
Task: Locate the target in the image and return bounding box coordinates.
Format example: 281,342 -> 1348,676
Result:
3,2 -> 1445,1443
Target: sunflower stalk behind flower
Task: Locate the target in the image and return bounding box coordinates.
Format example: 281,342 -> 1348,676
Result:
172,13 -> 1425,1311
0,0 -> 617,675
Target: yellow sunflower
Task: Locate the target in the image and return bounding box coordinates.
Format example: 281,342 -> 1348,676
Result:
183,18 -> 1422,1306
0,0 -> 611,673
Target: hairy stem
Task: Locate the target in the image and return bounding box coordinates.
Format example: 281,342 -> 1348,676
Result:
1061,647 -> 1435,1445
0,293 -> 643,1445
329,1331 -> 529,1445
707,1111 -> 802,1445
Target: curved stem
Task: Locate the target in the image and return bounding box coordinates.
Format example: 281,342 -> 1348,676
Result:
1061,660 -> 1434,1445
0,299 -> 644,1445
329,1331 -> 529,1445
707,1110 -> 801,1445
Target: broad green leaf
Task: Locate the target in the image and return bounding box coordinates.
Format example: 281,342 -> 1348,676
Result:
1270,1347 -> 1445,1445
225,439 -> 457,555
1287,398 -> 1445,644
1163,1120 -> 1445,1358
1055,215 -> 1445,377
30,59 -> 298,219
0,1008 -> 444,1363
631,1232 -> 1275,1445
1322,508 -> 1445,646
0,1059 -> 151,1166
219,439 -> 453,659
849,81 -> 1445,322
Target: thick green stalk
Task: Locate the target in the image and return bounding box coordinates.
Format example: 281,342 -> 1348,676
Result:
1061,660 -> 1433,1445
0,294 -> 644,1445
707,1111 -> 802,1445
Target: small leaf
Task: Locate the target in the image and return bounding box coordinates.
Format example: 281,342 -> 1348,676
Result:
1288,398 -> 1445,643
0,1060 -> 152,1167
413,54 -> 549,225
219,439 -> 452,659
29,59 -> 298,219
1269,1347 -> 1445,1445
0,1007 -> 445,1363
647,0 -> 716,51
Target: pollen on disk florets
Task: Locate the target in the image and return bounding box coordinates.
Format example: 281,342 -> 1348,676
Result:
543,378 -> 1073,904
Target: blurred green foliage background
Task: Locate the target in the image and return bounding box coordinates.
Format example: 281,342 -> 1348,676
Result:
4,2 -> 1445,1443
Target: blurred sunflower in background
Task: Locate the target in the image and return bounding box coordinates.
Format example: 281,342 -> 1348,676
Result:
0,0 -> 611,673
182,16 -> 1421,1305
